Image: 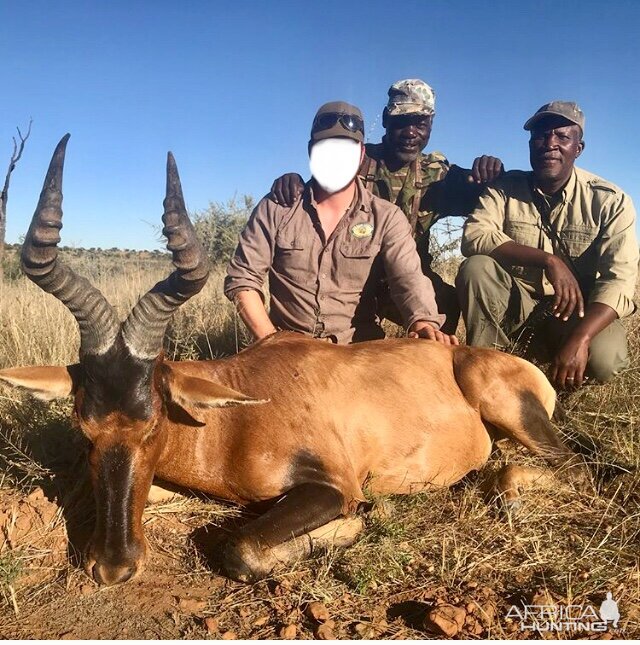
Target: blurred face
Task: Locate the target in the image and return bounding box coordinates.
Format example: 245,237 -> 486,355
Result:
529,116 -> 583,190
309,138 -> 364,195
385,114 -> 433,165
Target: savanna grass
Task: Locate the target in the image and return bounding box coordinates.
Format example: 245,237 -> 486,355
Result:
0,251 -> 638,638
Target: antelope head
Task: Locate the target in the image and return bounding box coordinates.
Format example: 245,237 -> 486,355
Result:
0,136 -> 240,585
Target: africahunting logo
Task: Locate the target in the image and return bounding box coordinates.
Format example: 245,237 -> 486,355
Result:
506,592 -> 620,633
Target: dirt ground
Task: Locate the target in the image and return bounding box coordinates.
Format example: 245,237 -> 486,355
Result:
0,455 -> 636,640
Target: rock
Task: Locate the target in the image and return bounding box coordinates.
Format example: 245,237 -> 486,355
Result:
204,617 -> 219,634
279,624 -> 297,639
424,604 -> 466,638
306,601 -> 330,623
178,597 -> 207,614
27,488 -> 45,503
253,616 -> 269,627
477,600 -> 496,626
315,622 -> 335,640
221,631 -> 237,640
530,589 -> 555,607
354,622 -> 376,638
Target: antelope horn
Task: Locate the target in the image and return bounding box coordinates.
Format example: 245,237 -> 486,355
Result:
21,134 -> 120,356
121,152 -> 209,359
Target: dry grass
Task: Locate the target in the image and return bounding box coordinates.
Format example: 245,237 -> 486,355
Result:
0,253 -> 638,638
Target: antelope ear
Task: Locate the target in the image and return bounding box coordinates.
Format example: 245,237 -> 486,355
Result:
0,365 -> 80,401
163,365 -> 269,410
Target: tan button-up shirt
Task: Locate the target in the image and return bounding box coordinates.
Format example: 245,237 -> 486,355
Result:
225,178 -> 444,343
461,167 -> 638,318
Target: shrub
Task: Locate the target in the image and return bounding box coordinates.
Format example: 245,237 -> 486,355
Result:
192,196 -> 254,266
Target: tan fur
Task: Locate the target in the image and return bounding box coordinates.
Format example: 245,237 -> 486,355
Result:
1,331 -> 579,583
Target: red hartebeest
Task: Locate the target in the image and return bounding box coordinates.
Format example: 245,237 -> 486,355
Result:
0,136 -> 589,586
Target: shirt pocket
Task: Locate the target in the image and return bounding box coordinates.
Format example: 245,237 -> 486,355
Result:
339,241 -> 381,289
504,219 -> 540,247
561,225 -> 599,258
274,232 -> 308,277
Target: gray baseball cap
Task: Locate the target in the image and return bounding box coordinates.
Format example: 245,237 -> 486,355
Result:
310,101 -> 364,143
524,101 -> 585,132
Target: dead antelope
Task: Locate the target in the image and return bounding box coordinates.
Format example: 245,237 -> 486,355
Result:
0,136 -> 589,587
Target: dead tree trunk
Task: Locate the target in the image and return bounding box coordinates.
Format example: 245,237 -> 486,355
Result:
1,121 -> 32,268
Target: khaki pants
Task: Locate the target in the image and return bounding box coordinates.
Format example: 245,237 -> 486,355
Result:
455,255 -> 629,383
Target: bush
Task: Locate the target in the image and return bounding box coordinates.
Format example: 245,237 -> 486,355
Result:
192,196 -> 254,266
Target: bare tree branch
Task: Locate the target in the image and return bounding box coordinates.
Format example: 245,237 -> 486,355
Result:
1,119 -> 32,204
0,119 -> 33,268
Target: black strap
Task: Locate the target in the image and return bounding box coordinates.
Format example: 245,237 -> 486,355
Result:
529,183 -> 582,281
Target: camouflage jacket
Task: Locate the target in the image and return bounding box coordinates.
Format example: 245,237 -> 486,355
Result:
360,142 -> 483,240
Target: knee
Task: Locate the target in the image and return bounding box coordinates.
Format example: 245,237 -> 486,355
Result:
587,352 -> 628,383
455,255 -> 501,290
586,337 -> 629,383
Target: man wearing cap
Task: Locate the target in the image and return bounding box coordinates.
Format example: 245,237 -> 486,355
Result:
270,79 -> 504,334
457,101 -> 638,388
225,101 -> 457,346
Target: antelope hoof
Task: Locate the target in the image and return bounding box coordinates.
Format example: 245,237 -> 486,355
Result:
221,539 -> 274,584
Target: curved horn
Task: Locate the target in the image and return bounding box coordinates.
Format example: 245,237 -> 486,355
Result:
121,152 -> 209,359
21,134 -> 120,356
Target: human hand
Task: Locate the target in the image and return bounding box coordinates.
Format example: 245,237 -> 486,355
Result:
270,173 -> 304,206
468,155 -> 504,184
550,333 -> 590,389
543,255 -> 585,321
408,321 -> 459,346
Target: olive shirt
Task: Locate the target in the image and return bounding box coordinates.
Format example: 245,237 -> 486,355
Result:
361,142 -> 482,245
461,167 -> 638,318
224,178 -> 444,344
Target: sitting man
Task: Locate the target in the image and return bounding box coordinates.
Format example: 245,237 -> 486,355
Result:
457,101 -> 638,388
225,101 -> 457,346
270,79 -> 504,334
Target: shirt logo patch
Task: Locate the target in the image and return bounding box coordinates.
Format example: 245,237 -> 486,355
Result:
351,223 -> 374,238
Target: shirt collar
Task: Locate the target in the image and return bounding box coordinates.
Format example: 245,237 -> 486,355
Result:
532,167 -> 577,205
305,177 -> 371,215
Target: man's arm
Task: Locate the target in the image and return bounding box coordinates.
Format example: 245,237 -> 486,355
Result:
224,198 -> 279,341
550,303 -> 617,388
426,157 -> 504,220
490,242 -> 584,321
588,191 -> 638,319
552,191 -> 638,388
379,207 -> 457,344
233,290 -> 277,340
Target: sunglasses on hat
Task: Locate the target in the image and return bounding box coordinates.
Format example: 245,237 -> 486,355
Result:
312,112 -> 364,135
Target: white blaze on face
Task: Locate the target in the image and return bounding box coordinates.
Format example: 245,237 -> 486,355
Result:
309,138 -> 361,194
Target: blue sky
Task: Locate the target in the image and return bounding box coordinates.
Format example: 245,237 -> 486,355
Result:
1,0 -> 639,250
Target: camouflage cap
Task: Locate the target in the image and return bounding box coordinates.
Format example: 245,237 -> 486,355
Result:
523,101 -> 585,133
386,79 -> 436,117
310,101 -> 364,144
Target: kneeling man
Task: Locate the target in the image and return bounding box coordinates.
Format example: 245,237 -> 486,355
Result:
457,101 -> 638,388
225,101 -> 455,346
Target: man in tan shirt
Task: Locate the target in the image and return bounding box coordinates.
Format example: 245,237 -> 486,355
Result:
225,101 -> 456,346
457,101 -> 638,388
